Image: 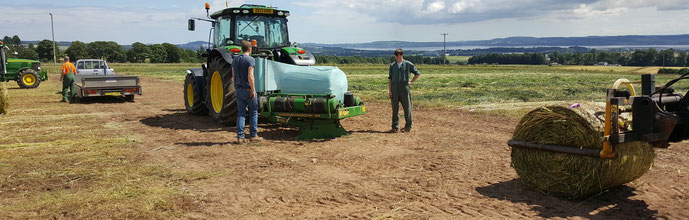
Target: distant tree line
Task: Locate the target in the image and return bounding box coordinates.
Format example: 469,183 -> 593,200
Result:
466,48 -> 689,66
3,35 -> 204,63
315,55 -> 450,65
468,53 -> 548,65
657,68 -> 689,74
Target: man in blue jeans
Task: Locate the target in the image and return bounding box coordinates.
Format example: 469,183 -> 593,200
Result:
232,41 -> 261,143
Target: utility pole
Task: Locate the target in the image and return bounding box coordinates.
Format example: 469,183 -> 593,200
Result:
440,33 -> 448,56
49,13 -> 56,64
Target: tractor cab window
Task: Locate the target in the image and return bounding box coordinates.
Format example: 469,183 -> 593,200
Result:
215,17 -> 232,47
234,15 -> 289,48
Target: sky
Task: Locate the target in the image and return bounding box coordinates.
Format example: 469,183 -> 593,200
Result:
1,0 -> 689,45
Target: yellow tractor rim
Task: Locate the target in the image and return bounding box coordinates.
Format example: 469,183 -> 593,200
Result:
186,83 -> 194,107
23,74 -> 36,86
210,71 -> 223,113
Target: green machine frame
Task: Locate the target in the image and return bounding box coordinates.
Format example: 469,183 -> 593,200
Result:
261,93 -> 367,140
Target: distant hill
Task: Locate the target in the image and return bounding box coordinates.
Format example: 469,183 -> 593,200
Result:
17,34 -> 689,57
304,34 -> 689,49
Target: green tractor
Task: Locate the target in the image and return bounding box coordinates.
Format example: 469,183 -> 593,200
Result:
0,41 -> 48,88
185,4 -> 367,139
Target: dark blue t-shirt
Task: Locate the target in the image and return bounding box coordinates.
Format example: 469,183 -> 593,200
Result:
232,54 -> 255,89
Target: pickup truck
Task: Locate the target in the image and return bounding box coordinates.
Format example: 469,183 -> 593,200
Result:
74,59 -> 141,101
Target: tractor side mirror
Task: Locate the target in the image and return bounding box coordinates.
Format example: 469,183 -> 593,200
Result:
188,19 -> 195,31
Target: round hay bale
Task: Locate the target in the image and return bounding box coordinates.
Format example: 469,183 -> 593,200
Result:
0,82 -> 8,115
511,103 -> 655,199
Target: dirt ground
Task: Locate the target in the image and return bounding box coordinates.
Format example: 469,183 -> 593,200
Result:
18,74 -> 689,218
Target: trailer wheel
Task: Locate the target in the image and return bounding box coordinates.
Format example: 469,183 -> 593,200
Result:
125,95 -> 135,102
184,74 -> 208,115
205,57 -> 237,125
17,70 -> 41,88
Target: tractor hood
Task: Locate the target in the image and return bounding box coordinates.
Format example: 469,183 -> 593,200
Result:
7,59 -> 40,63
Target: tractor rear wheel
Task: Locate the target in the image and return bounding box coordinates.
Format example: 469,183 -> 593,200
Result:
125,95 -> 135,102
18,70 -> 40,88
184,74 -> 208,115
205,57 -> 237,125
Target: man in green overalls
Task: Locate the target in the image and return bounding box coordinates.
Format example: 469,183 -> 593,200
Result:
60,56 -> 77,102
388,48 -> 420,133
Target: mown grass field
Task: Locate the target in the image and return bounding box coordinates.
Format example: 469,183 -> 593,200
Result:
40,62 -> 689,116
3,62 -> 689,217
0,79 -> 210,218
445,55 -> 472,63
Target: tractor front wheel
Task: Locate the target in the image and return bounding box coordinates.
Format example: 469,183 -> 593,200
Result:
184,74 -> 208,115
18,70 -> 41,88
205,57 -> 237,125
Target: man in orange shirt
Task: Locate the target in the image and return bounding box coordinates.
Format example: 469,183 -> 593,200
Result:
59,56 -> 77,102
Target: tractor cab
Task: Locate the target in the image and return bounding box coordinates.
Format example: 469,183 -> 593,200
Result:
190,4 -> 315,65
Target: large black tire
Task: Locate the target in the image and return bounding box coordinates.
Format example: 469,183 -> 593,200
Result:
17,70 -> 41,89
184,74 -> 208,115
205,57 -> 237,125
125,95 -> 135,102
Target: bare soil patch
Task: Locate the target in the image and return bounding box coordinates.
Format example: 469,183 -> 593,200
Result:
3,73 -> 688,218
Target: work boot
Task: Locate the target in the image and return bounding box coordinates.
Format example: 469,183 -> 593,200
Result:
60,99 -> 67,103
236,138 -> 246,144
402,127 -> 412,133
248,135 -> 263,142
389,128 -> 399,133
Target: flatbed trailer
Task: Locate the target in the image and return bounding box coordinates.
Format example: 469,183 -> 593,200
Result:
74,59 -> 141,101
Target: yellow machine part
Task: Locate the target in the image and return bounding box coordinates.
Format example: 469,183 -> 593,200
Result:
23,74 -> 36,86
210,71 -> 223,113
602,78 -> 638,159
187,83 -> 194,107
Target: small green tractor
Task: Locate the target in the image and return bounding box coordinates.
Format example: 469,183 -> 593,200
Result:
0,41 -> 48,88
185,4 -> 367,139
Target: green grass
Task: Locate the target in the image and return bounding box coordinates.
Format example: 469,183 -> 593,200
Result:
0,77 -> 213,218
41,62 -> 689,117
445,56 -> 471,63
339,64 -> 689,116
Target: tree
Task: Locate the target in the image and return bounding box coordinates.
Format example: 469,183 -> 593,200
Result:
179,48 -> 201,63
17,47 -> 39,60
126,42 -> 151,63
11,35 -> 21,45
65,41 -> 89,61
2,36 -> 10,44
149,44 -> 167,63
161,43 -> 180,63
36,39 -> 55,61
678,51 -> 688,67
87,41 -> 125,62
659,49 -> 675,66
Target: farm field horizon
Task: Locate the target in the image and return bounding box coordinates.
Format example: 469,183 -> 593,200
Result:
1,63 -> 687,218
38,62 -> 689,117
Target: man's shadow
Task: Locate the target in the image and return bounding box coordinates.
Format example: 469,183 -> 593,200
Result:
476,179 -> 659,219
140,108 -> 228,132
141,110 -> 310,142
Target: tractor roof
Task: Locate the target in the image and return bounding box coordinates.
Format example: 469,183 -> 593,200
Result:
210,4 -> 290,19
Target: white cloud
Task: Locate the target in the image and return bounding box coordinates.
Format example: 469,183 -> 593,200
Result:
293,0 -> 689,25
0,5 -> 210,44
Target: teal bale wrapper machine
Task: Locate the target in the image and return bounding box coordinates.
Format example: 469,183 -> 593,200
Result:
184,4 -> 366,140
